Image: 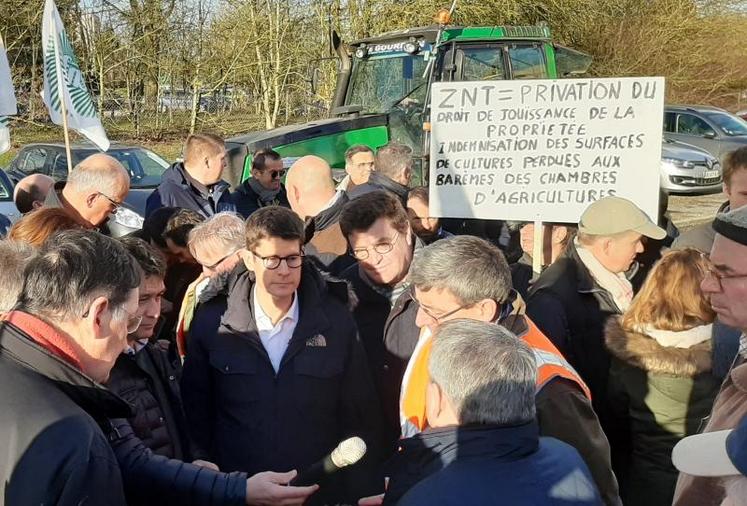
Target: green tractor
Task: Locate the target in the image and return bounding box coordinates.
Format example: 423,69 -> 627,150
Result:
224,23 -> 592,186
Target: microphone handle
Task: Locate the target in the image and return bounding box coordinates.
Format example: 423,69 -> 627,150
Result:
289,454 -> 339,487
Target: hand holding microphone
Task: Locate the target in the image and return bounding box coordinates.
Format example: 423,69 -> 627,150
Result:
289,436 -> 368,487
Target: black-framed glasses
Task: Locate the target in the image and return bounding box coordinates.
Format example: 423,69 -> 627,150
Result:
267,169 -> 285,180
705,265 -> 747,290
252,252 -> 304,270
98,192 -> 123,214
351,231 -> 401,261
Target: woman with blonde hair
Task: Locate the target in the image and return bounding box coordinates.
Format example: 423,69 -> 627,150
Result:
8,207 -> 83,247
604,248 -> 720,506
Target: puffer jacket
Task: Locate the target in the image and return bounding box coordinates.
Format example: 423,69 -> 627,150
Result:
107,343 -> 189,459
605,317 -> 720,506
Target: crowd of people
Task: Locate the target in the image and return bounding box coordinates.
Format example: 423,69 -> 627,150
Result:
1,132 -> 747,506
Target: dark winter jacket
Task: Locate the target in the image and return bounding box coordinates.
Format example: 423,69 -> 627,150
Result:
304,192 -> 354,275
527,241 -> 631,420
0,319 -> 130,506
387,423 -> 602,506
604,318 -> 720,506
108,417 -> 247,506
231,180 -> 290,218
146,163 -> 235,218
347,171 -> 409,205
181,262 -> 385,504
339,264 -> 421,451
107,343 -> 189,459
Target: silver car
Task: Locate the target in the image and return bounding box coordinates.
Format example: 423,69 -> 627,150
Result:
660,139 -> 722,195
664,105 -> 747,164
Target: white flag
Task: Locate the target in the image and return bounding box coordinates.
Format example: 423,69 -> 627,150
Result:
0,34 -> 17,155
41,0 -> 109,151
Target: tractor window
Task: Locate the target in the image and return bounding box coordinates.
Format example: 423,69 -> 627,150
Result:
346,54 -> 429,114
460,47 -> 507,81
508,45 -> 547,79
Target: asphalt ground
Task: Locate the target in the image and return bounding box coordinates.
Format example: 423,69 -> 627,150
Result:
669,192 -> 725,231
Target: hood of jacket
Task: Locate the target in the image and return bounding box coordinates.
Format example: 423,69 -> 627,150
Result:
368,171 -> 410,202
605,316 -> 713,377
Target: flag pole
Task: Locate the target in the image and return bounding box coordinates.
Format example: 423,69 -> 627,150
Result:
50,10 -> 73,173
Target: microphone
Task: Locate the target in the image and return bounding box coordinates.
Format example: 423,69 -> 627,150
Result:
289,436 -> 367,487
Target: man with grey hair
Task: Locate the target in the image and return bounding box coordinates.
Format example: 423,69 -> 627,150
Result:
348,142 -> 412,204
44,153 -> 130,231
0,230 -> 140,505
393,235 -> 620,505
528,197 -> 665,427
175,211 -> 246,359
384,320 -> 601,505
0,240 -> 34,313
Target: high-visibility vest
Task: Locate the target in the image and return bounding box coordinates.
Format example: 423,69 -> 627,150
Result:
399,315 -> 591,437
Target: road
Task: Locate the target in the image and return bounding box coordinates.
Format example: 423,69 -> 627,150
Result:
669,192 -> 725,231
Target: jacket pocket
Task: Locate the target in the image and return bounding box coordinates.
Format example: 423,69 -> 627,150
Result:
209,350 -> 261,404
294,350 -> 345,416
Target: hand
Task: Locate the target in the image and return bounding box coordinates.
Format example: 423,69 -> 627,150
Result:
192,459 -> 220,471
246,470 -> 318,506
358,494 -> 384,506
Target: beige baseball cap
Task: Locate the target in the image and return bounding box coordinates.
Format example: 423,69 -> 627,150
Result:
578,196 -> 666,239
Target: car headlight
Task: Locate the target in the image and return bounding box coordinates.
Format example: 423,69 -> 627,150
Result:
112,206 -> 144,229
662,157 -> 694,169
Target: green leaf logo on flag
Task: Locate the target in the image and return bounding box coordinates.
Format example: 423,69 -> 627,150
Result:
44,31 -> 96,118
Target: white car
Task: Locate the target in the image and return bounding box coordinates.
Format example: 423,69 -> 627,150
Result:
660,139 -> 722,195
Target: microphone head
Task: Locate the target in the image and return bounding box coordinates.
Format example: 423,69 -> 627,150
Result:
330,437 -> 367,468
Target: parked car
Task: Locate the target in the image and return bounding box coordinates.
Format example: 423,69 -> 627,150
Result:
4,142 -> 170,235
664,105 -> 747,164
660,138 -> 722,195
0,169 -> 20,235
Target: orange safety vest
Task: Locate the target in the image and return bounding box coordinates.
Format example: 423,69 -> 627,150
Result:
399,315 -> 591,437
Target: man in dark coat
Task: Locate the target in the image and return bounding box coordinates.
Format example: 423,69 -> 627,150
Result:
338,190 -> 421,449
232,148 -> 290,218
0,230 -> 141,505
181,206 -> 384,505
387,320 -> 602,506
108,236 -> 315,506
285,155 -> 353,274
347,142 -> 411,204
527,197 -> 666,424
146,133 -> 235,219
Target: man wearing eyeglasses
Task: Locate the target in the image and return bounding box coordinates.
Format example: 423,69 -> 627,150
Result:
0,230 -> 140,505
339,190 -> 423,450
182,206 -> 384,505
674,205 -> 747,505
381,235 -> 621,506
44,152 -> 130,231
233,148 -> 291,218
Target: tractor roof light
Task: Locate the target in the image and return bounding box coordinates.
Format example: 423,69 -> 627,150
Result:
355,44 -> 368,59
403,37 -> 420,55
435,9 -> 451,25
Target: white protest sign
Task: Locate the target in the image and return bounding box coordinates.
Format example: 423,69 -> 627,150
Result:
429,77 -> 665,223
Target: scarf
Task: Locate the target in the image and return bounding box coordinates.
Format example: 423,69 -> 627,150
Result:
248,177 -> 282,205
575,240 -> 634,312
3,310 -> 83,370
637,323 -> 713,349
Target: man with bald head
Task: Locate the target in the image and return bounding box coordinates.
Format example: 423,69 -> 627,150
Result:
14,174 -> 55,214
44,153 -> 130,231
286,155 -> 352,273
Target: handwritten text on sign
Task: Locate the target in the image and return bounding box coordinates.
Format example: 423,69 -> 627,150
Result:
429,77 -> 665,223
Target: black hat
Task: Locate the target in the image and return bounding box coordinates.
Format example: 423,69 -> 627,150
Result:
713,207 -> 747,246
